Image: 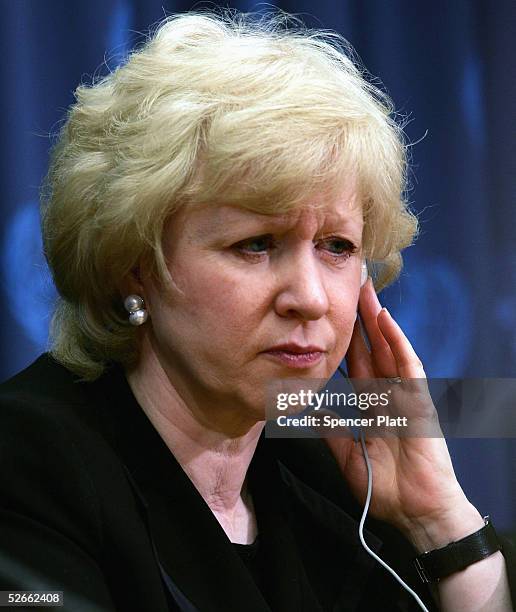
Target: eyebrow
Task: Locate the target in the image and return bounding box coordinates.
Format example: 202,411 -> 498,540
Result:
190,207 -> 282,239
224,205 -> 360,226
192,204 -> 363,242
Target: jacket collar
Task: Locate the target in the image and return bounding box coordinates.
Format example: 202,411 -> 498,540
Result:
95,365 -> 383,611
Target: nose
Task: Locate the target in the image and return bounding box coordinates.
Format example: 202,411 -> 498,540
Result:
273,247 -> 330,320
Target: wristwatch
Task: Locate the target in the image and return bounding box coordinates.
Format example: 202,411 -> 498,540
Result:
414,516 -> 503,583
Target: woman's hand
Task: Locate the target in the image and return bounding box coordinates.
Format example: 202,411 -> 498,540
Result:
323,278 -> 484,551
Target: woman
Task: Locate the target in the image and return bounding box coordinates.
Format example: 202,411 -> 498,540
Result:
0,11 -> 513,612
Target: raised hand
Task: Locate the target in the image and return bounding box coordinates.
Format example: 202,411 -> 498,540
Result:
324,279 -> 483,550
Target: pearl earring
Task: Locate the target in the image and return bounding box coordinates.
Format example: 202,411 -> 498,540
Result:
124,294 -> 148,326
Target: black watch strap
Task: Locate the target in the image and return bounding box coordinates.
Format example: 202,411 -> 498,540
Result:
414,516 -> 503,583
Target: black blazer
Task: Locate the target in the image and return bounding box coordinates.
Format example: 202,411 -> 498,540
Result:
0,355 -> 506,611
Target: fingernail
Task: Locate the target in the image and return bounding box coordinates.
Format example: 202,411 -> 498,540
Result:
381,307 -> 390,317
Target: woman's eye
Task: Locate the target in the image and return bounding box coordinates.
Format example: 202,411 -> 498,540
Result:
318,238 -> 358,259
232,235 -> 357,261
234,234 -> 276,255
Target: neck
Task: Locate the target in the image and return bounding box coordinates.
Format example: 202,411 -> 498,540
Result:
125,347 -> 264,542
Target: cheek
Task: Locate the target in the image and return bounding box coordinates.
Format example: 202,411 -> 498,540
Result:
175,265 -> 260,332
340,315 -> 357,354
330,289 -> 360,352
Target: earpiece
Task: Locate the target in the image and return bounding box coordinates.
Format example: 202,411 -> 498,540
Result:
360,260 -> 368,287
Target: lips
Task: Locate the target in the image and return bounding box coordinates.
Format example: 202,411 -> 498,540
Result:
261,343 -> 327,368
263,343 -> 326,354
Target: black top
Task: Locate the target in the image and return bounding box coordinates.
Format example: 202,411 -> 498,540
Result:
0,355 -> 513,611
232,537 -> 265,595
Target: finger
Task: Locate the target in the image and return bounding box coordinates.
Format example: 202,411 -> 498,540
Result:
358,279 -> 398,375
377,308 -> 426,379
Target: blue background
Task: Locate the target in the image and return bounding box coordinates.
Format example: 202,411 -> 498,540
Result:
1,1 -> 514,532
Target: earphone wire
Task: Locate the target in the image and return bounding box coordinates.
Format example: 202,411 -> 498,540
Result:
338,366 -> 430,612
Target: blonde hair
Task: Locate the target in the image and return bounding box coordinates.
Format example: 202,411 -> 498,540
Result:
42,10 -> 418,380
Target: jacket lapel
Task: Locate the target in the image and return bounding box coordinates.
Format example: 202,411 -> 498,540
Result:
132,459 -> 271,612
96,368 -> 383,611
126,430 -> 327,612
247,438 -> 325,612
276,459 -> 383,611
251,436 -> 383,612
111,402 -> 272,611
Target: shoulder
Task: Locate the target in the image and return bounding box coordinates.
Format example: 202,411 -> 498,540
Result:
0,353 -> 120,446
0,357 -> 153,609
0,355 -> 129,556
0,355 -> 119,482
0,354 -> 94,429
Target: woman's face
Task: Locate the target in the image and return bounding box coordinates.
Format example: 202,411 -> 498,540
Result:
141,184 -> 363,425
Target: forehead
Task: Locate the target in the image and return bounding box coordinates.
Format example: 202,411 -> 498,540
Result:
181,186 -> 363,240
